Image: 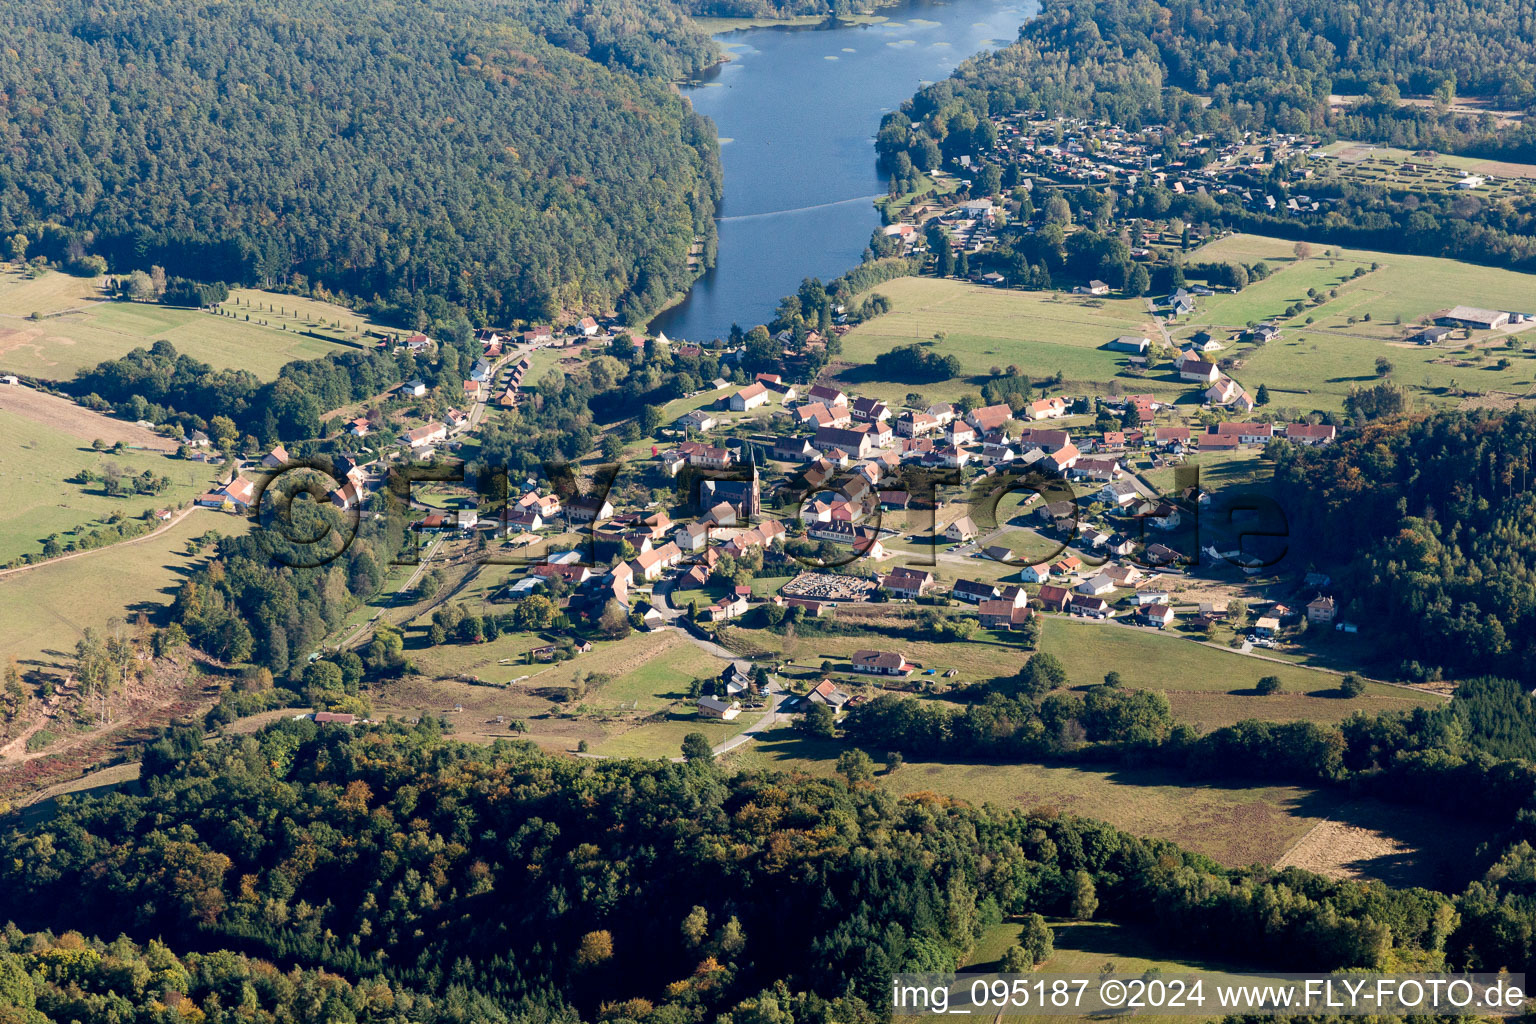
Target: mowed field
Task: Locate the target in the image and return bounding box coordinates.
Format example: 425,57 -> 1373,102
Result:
0,269 -> 371,380
1183,234 -> 1536,410
0,389 -> 218,563
726,733 -> 1475,886
831,277 -> 1174,404
722,615 -> 1438,727
1038,616 -> 1436,709
0,511 -> 249,681
374,627 -> 748,759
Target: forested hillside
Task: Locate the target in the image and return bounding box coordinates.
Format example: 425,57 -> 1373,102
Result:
0,0 -> 721,325
0,720 -> 1488,1022
882,0 -> 1536,162
1272,410 -> 1536,686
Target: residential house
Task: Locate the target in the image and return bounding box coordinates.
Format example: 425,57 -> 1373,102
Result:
1138,604 -> 1175,627
1069,594 -> 1111,618
1044,443 -> 1081,474
404,422 -> 447,448
1075,574 -> 1116,597
979,600 -> 1033,630
1212,422 -> 1274,445
698,695 -> 741,720
1306,595 -> 1337,625
967,403 -> 1014,433
678,410 -> 717,432
815,424 -> 875,460
807,678 -> 851,710
261,445 -> 289,469
944,516 -> 979,543
851,397 -> 890,423
806,384 -> 848,407
773,436 -> 819,462
1069,457 -> 1122,483
1036,584 -> 1072,611
707,594 -> 750,622
882,567 -> 936,599
1154,426 -> 1192,449
1099,479 -> 1140,506
565,494 -> 614,523
1205,376 -> 1242,406
1179,356 -> 1220,383
1285,423 -> 1337,445
896,411 -> 942,437
850,650 -> 913,676
1026,396 -> 1069,420
952,579 -> 998,603
1018,563 -> 1052,584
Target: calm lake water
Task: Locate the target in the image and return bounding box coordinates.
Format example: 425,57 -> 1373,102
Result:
649,0 -> 1035,343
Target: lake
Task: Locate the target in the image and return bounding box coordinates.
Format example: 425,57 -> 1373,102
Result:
649,0 -> 1035,343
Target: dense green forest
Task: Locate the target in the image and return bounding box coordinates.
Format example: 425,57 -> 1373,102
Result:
0,0 -> 721,325
0,719 -> 1489,1023
879,0 -> 1536,168
1272,409 -> 1536,686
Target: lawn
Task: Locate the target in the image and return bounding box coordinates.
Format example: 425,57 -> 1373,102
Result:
0,406 -> 218,563
592,709 -> 763,759
831,277 -> 1174,404
0,511 -> 250,684
1184,234 -> 1536,411
0,274 -> 372,381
